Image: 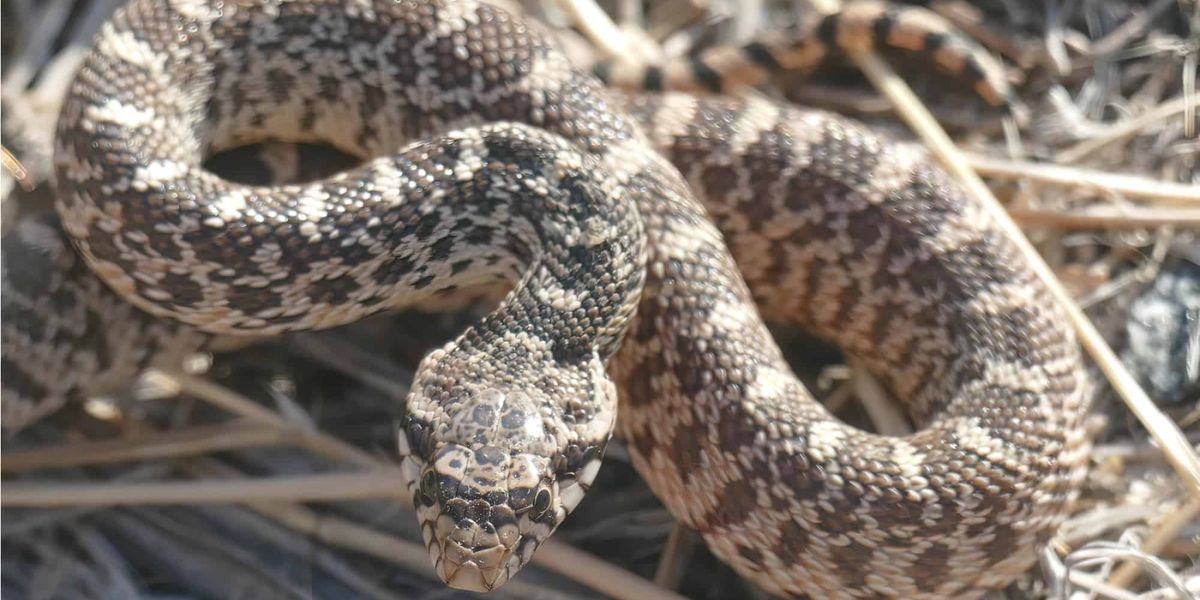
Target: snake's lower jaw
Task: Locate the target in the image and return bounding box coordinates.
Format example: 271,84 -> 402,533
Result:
423,504 -> 534,592
436,539 -> 516,592
441,560 -> 495,592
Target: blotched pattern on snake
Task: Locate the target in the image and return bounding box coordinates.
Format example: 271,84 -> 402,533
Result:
1,1 -> 1091,598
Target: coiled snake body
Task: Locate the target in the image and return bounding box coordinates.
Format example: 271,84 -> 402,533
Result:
2,0 -> 1091,597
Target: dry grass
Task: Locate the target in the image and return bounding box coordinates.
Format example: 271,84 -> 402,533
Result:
3,0 -> 1197,598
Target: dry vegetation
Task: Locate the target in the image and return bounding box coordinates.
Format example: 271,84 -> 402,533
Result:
2,0 -> 1198,598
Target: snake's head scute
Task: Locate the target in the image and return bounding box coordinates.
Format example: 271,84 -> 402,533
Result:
399,384 -> 608,591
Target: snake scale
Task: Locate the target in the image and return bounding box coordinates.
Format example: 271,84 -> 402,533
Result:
1,0 -> 1093,597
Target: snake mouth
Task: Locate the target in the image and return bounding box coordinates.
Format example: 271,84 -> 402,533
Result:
436,534 -> 516,592
428,508 -> 532,592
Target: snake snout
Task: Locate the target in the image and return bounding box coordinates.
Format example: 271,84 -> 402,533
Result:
432,497 -> 555,591
407,442 -> 562,590
437,507 -> 518,591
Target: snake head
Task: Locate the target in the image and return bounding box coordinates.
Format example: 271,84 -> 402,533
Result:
399,353 -> 612,592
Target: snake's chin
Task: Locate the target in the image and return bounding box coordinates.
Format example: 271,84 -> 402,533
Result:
435,530 -> 519,592
442,561 -> 502,592
421,506 -> 547,591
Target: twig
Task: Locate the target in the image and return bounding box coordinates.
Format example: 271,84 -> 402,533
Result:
0,420 -> 290,473
1057,96 -> 1200,163
1042,0 -> 1072,77
245,502 -> 440,582
806,0 -> 1200,497
188,460 -> 652,600
165,370 -> 384,468
559,0 -> 631,58
1,470 -> 409,507
729,0 -> 762,42
652,522 -> 693,589
4,383 -> 679,598
1,145 -> 36,191
849,358 -> 911,437
109,509 -> 313,598
289,332 -> 411,398
174,460 -> 440,586
1087,0 -> 1180,58
1077,230 -> 1172,310
644,0 -> 708,41
1064,571 -> 1143,600
73,527 -> 143,599
1064,541 -> 1191,599
164,371 -> 292,426
1092,432 -> 1200,463
536,539 -> 689,600
1183,42 -> 1196,139
0,464 -> 171,538
168,372 -> 677,597
186,501 -> 410,600
1008,206 -> 1200,228
1107,495 -> 1200,589
1056,504 -> 1163,548
821,379 -> 856,413
247,498 -> 578,600
966,154 -> 1200,204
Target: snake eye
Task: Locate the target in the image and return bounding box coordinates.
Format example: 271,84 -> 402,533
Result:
419,470 -> 439,505
532,485 -> 553,518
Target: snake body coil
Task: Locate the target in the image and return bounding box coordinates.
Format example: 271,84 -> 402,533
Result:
3,1 -> 1091,597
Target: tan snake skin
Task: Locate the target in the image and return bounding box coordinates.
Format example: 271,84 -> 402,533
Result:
2,0 -> 1091,597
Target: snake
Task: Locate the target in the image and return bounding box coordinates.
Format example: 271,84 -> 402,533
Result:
1,0 -> 1093,597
